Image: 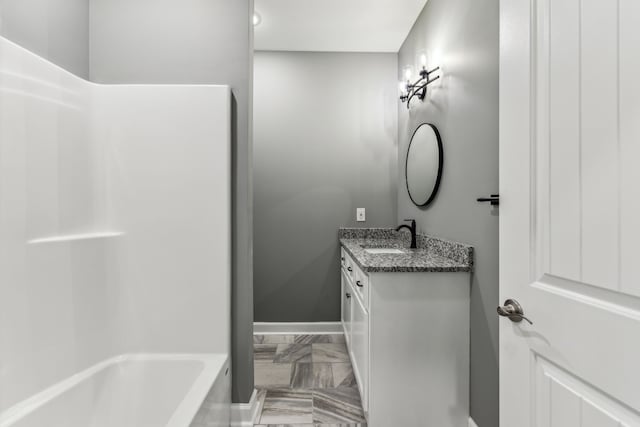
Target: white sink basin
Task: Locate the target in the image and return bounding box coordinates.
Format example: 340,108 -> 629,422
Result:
364,248 -> 405,255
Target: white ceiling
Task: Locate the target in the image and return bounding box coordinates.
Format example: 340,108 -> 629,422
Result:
253,0 -> 429,53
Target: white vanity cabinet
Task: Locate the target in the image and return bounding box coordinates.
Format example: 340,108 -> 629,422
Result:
340,248 -> 369,407
340,247 -> 471,427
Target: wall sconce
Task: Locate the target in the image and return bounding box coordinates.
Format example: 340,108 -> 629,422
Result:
399,57 -> 440,109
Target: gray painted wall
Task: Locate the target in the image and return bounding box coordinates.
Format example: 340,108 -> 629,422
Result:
89,0 -> 255,403
253,52 -> 398,322
398,0 -> 499,426
0,0 -> 89,78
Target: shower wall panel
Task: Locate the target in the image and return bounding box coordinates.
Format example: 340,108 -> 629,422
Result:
0,37 -> 231,412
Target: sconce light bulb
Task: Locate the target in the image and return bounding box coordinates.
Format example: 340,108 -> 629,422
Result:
404,67 -> 412,81
253,12 -> 262,26
420,54 -> 427,68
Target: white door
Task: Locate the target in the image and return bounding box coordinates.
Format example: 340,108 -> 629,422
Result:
500,0 -> 640,425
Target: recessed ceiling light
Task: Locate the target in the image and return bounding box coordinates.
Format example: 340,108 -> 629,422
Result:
253,12 -> 262,27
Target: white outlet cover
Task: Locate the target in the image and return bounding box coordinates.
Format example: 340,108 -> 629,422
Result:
357,208 -> 366,222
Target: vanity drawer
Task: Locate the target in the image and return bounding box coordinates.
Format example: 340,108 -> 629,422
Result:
342,252 -> 356,282
340,249 -> 368,308
354,267 -> 369,310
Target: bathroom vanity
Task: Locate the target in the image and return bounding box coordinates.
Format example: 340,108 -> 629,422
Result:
339,228 -> 473,427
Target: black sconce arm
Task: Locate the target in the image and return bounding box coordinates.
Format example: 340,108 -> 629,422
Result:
400,66 -> 441,109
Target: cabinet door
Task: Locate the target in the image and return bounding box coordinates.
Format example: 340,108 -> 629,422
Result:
354,266 -> 369,310
350,293 -> 369,413
341,269 -> 352,342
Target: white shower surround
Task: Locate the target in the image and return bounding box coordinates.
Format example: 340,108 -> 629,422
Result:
0,36 -> 231,425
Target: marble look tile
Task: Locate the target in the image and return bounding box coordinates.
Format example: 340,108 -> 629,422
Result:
255,344 -> 278,363
294,335 -> 346,344
313,424 -> 367,427
319,424 -> 367,427
294,335 -> 332,344
255,334 -> 296,344
254,424 -> 366,426
254,389 -> 267,422
274,344 -> 312,363
331,364 -> 357,388
312,344 -> 350,363
255,363 -> 292,389
290,363 -> 334,389
312,388 -> 367,424
253,425 -> 311,427
253,425 -> 314,427
260,389 -> 313,425
327,334 -> 347,344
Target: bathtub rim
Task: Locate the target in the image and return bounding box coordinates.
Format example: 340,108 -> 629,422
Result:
0,353 -> 229,427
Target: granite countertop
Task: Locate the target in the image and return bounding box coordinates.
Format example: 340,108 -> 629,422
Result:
339,228 -> 473,273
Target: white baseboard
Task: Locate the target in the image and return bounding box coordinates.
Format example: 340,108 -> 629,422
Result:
230,389 -> 260,427
469,417 -> 479,427
253,321 -> 343,335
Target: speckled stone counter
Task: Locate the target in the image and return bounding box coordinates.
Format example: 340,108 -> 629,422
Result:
339,227 -> 473,273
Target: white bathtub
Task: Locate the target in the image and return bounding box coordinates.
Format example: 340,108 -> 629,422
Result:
0,354 -> 230,427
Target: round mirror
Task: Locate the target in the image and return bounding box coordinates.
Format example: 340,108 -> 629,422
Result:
405,123 -> 443,207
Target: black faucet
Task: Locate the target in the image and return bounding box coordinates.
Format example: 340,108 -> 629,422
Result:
396,219 -> 417,249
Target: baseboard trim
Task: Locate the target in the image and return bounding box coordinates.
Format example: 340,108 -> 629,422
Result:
469,417 -> 479,427
230,388 -> 260,427
253,322 -> 343,335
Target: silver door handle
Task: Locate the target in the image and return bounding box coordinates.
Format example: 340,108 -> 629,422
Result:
497,299 -> 533,325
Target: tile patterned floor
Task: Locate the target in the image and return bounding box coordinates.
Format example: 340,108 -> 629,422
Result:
253,334 -> 367,427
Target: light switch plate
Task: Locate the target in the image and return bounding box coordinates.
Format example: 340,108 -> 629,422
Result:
357,208 -> 366,222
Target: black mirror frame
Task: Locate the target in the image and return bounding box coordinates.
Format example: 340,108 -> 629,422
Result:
405,123 -> 444,208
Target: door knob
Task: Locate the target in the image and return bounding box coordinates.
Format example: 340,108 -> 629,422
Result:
497,299 -> 533,325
